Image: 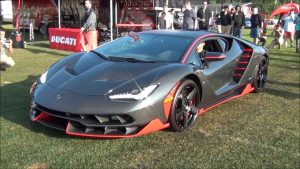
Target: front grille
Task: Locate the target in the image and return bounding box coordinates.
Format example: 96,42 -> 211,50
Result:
68,121 -> 139,135
36,104 -> 135,126
31,104 -> 141,135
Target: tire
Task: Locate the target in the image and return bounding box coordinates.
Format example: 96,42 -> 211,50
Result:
253,56 -> 268,93
170,79 -> 200,132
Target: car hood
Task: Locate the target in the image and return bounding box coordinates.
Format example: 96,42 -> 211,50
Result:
46,52 -> 171,96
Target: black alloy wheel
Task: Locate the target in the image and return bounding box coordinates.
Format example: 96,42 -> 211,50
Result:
253,57 -> 268,93
170,79 -> 200,132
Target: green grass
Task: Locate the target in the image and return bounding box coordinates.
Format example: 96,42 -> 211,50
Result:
1,25 -> 299,169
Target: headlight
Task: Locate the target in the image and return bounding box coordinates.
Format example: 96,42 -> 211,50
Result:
109,84 -> 158,101
39,71 -> 48,84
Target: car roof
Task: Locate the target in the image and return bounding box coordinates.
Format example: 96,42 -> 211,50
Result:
140,30 -> 216,39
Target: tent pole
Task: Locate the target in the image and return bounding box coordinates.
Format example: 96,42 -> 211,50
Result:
110,0 -> 113,41
115,0 -> 118,38
58,0 -> 61,28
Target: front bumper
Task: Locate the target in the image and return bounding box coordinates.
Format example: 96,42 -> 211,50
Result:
29,104 -> 169,138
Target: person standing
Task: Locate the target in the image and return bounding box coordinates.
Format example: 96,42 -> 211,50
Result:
157,12 -> 167,30
250,7 -> 263,44
158,5 -> 174,29
0,27 -> 15,71
220,5 -> 232,34
182,1 -> 197,30
232,5 -> 245,38
295,13 -> 300,53
281,9 -> 296,48
169,9 -> 179,29
197,1 -> 211,30
80,0 -> 97,51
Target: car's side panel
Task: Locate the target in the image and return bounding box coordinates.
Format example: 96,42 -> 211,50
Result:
183,35 -> 267,109
201,39 -> 243,95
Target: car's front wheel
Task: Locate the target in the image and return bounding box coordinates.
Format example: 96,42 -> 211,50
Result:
253,56 -> 268,93
170,79 -> 200,132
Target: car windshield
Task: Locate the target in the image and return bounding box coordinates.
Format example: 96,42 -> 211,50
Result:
95,33 -> 194,63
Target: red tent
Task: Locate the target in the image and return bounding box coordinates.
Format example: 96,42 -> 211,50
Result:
265,3 -> 299,27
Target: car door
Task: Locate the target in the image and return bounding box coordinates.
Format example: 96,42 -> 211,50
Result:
186,37 -> 244,105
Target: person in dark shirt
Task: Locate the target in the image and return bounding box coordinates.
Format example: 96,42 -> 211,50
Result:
182,1 -> 197,30
80,0 -> 97,51
220,5 -> 232,34
232,5 -> 245,38
158,12 -> 167,29
250,7 -> 263,44
258,28 -> 267,46
197,1 -> 211,30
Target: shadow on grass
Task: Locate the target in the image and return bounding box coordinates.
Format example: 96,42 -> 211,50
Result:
270,57 -> 300,64
268,80 -> 300,88
0,75 -> 128,140
0,75 -> 72,139
264,87 -> 300,100
24,46 -> 69,57
270,64 -> 300,70
269,49 -> 299,56
32,42 -> 50,48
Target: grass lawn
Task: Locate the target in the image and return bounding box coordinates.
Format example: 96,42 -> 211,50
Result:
1,25 -> 299,169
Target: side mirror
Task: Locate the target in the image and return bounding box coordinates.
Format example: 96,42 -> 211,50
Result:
204,52 -> 225,61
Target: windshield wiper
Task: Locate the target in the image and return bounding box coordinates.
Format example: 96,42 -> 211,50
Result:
90,50 -> 107,60
107,56 -> 155,63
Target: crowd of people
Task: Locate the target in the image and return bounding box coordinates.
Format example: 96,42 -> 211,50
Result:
157,1 -> 300,53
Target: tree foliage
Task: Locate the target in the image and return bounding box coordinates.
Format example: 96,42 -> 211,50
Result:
248,0 -> 293,15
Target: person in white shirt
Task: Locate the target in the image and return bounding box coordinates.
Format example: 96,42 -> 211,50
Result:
158,5 -> 174,29
281,9 -> 296,47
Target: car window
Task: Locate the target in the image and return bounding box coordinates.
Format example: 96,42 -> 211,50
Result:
96,33 -> 193,63
186,51 -> 201,67
203,39 -> 224,53
218,39 -> 229,52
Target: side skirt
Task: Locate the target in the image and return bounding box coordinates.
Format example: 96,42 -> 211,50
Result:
198,84 -> 254,115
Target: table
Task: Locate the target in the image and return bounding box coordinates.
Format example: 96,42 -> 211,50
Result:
48,28 -> 82,52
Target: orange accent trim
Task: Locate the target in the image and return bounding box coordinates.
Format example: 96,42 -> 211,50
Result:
233,74 -> 242,77
116,23 -> 151,27
198,84 -> 254,115
244,48 -> 253,52
32,112 -> 50,121
238,61 -> 249,64
241,55 -> 251,58
205,55 -> 225,60
163,82 -> 181,119
65,119 -> 169,138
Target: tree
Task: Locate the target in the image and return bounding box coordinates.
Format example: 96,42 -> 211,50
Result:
251,0 -> 292,15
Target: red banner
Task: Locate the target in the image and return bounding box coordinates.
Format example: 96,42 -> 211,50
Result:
12,0 -> 57,29
120,0 -> 154,7
48,28 -> 82,52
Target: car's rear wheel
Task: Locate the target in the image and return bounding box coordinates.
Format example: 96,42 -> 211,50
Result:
170,79 -> 200,132
253,56 -> 268,93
